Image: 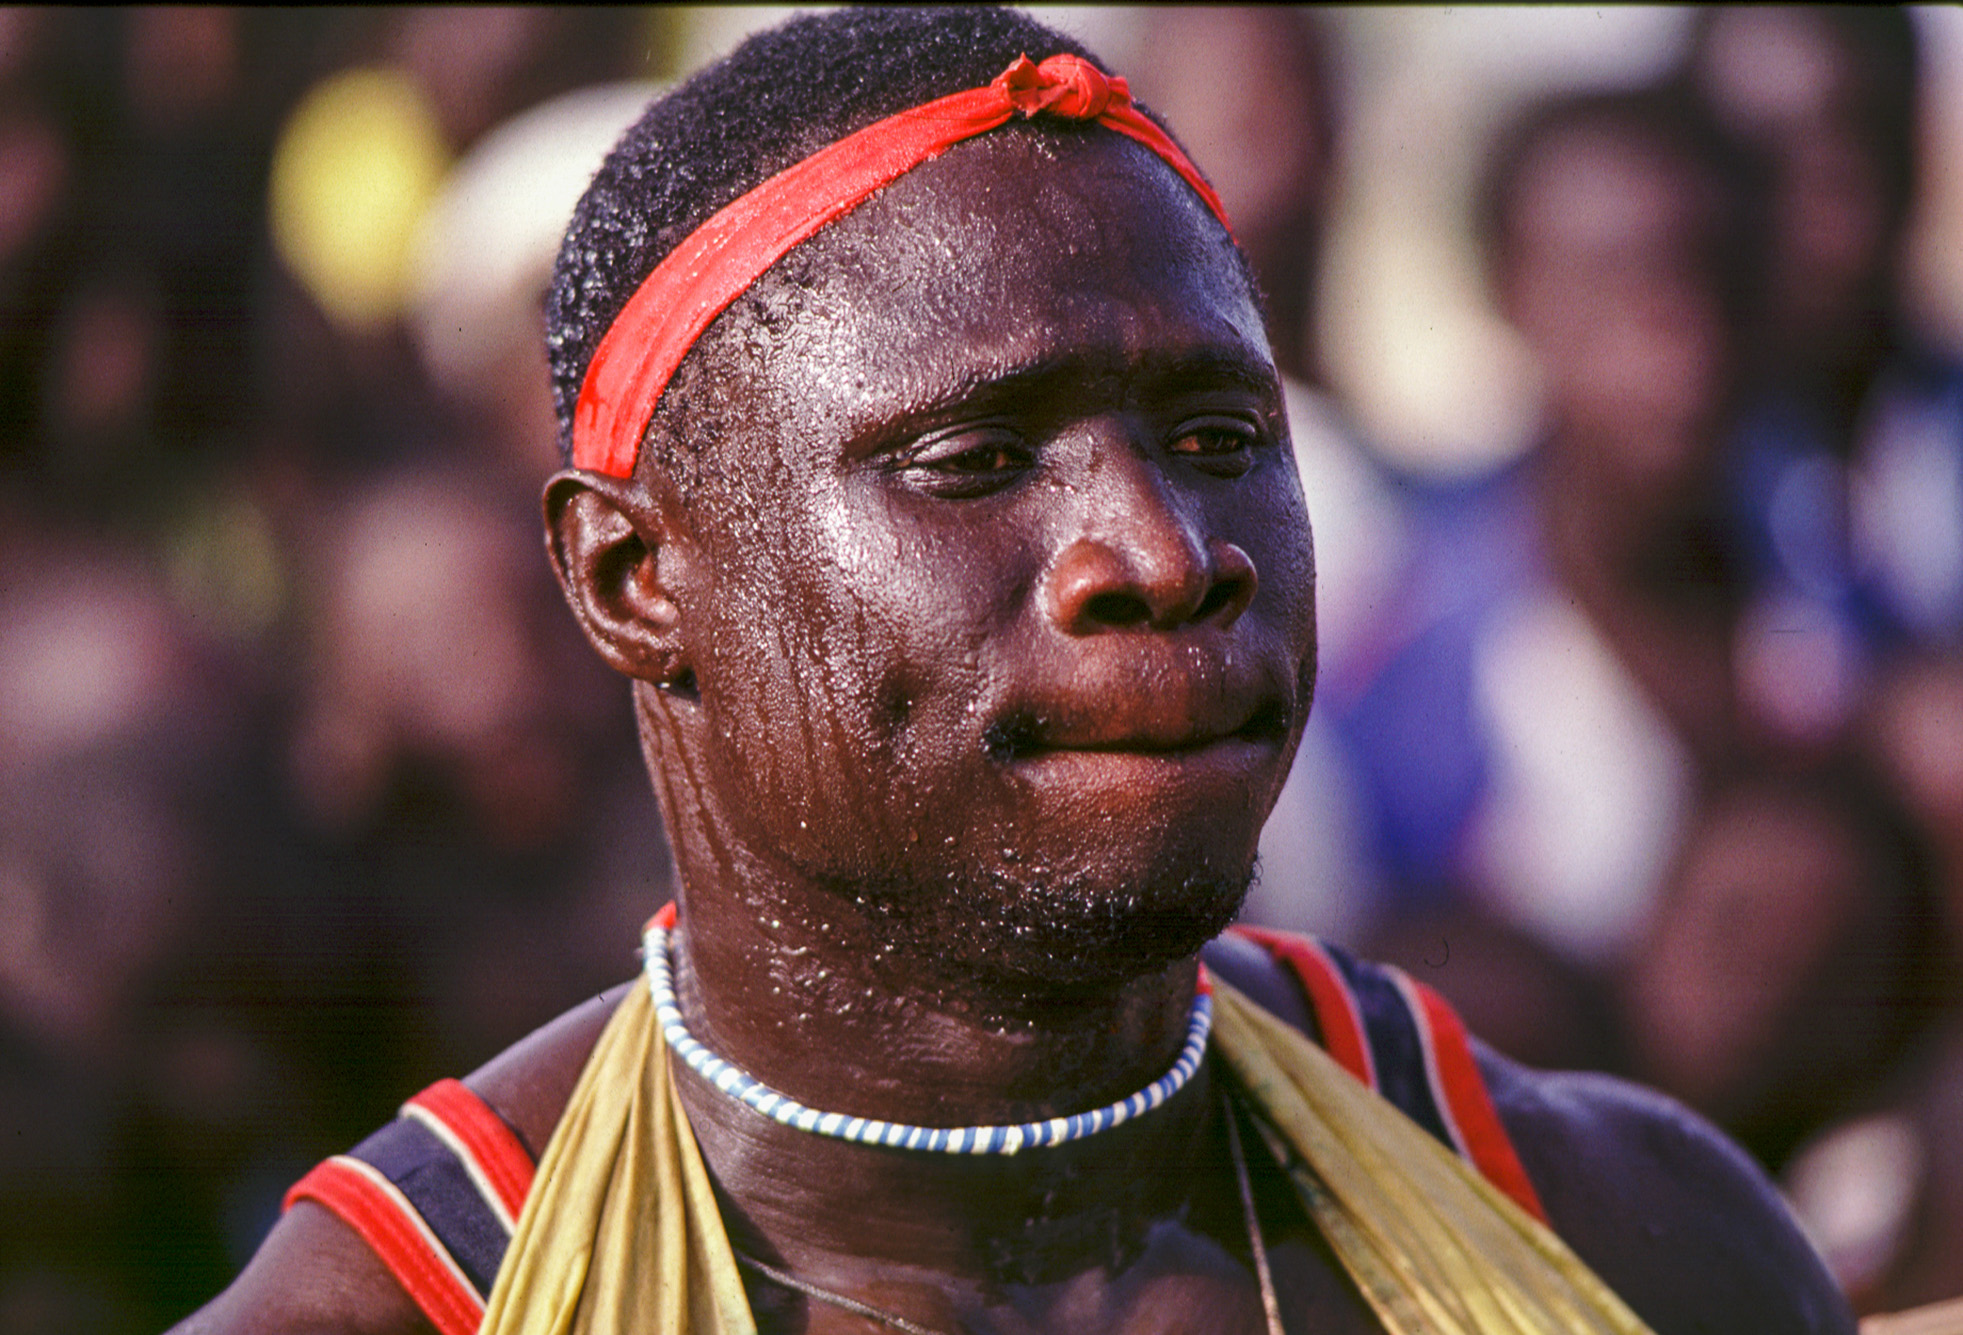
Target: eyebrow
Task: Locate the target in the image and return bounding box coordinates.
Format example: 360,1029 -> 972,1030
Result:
910,344 -> 1280,425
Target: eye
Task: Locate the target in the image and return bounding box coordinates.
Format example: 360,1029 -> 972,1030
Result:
1168,416 -> 1260,477
899,427 -> 1034,497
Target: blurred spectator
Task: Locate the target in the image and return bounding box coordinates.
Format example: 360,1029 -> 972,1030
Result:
1624,769 -> 1936,1170
0,10 -> 672,1330
1775,754 -> 1963,1310
1314,87 -> 1758,976
281,462 -> 663,1077
0,507 -> 290,1333
235,0 -> 669,1168
1684,6 -> 1918,425
1128,6 -> 1339,388
1668,19 -> 1963,1310
1475,87 -> 1759,767
0,14 -> 309,1328
1676,8 -> 1963,751
0,8 -> 270,517
407,80 -> 662,481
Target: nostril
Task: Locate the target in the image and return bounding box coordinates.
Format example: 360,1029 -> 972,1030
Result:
1046,536 -> 1253,634
1198,543 -> 1258,626
1194,580 -> 1239,622
1083,590 -> 1152,628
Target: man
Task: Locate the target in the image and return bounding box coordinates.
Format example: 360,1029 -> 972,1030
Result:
177,10 -> 1851,1333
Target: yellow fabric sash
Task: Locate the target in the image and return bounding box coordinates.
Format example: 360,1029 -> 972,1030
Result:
477,981 -> 754,1334
479,977 -> 1657,1335
1209,982 -> 1652,1335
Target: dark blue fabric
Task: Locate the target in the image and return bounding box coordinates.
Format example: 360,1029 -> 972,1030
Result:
350,1116 -> 509,1300
1317,942 -> 1454,1151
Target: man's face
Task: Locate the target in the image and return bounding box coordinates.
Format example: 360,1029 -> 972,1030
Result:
662,130 -> 1315,987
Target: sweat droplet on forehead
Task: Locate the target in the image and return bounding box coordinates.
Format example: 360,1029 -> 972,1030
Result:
715,132 -> 1266,461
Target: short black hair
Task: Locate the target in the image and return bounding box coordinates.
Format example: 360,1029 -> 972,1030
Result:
545,6 -> 1116,470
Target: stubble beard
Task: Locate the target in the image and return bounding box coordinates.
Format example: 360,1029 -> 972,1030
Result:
832,851 -> 1254,1008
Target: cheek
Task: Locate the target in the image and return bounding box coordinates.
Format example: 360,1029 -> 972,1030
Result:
688,488 -> 1003,855
698,550 -> 879,801
1242,473 -> 1317,633
1240,479 -> 1319,720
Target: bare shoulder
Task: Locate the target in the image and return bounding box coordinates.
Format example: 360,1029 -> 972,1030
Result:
1477,1043 -> 1856,1335
1204,934 -> 1851,1332
166,1200 -> 437,1335
463,979 -> 633,1152
166,983 -> 632,1335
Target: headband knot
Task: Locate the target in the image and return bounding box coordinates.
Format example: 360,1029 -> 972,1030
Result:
996,53 -> 1124,121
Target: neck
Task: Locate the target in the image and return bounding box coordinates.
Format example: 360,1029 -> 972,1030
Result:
639,702 -> 1216,1287
667,894 -> 1217,1298
638,684 -> 1206,1133
677,1032 -> 1221,1286
674,885 -> 1202,1127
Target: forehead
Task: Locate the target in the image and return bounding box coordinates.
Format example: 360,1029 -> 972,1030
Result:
722,128 -> 1272,448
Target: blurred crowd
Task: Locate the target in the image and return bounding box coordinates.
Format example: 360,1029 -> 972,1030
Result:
0,10 -> 671,1331
1224,6 -> 1963,1314
1,7 -> 1959,1329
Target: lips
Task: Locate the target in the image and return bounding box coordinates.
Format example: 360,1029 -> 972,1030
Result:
981,652 -> 1294,763
985,700 -> 1287,761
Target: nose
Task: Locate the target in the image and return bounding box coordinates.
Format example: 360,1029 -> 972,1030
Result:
1043,462 -> 1258,635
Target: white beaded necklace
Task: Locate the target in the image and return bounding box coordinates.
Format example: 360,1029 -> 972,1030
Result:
642,916 -> 1214,1155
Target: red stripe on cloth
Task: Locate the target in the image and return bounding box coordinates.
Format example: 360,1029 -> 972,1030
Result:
283,1157 -> 486,1335
1230,925 -> 1376,1089
572,53 -> 1231,479
404,1078 -> 535,1222
1406,978 -> 1549,1224
1384,968 -> 1473,1162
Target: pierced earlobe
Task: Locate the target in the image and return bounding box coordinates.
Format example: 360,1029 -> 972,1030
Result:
656,666 -> 698,700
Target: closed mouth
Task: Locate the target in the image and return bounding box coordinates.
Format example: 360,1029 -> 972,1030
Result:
983,697 -> 1289,763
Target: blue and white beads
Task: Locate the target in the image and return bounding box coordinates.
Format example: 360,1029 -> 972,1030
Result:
643,918 -> 1213,1155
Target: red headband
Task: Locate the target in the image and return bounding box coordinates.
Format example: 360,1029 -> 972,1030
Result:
572,53 -> 1232,477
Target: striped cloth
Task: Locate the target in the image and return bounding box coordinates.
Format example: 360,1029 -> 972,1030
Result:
284,1079 -> 535,1334
1232,926 -> 1546,1223
287,925 -> 1572,1334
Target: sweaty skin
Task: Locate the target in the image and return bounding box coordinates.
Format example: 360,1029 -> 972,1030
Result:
173,131 -> 1853,1335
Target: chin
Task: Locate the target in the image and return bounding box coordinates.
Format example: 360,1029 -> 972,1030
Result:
848,848 -> 1255,996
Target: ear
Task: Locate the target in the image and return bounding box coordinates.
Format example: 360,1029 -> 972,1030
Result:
543,469 -> 694,690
